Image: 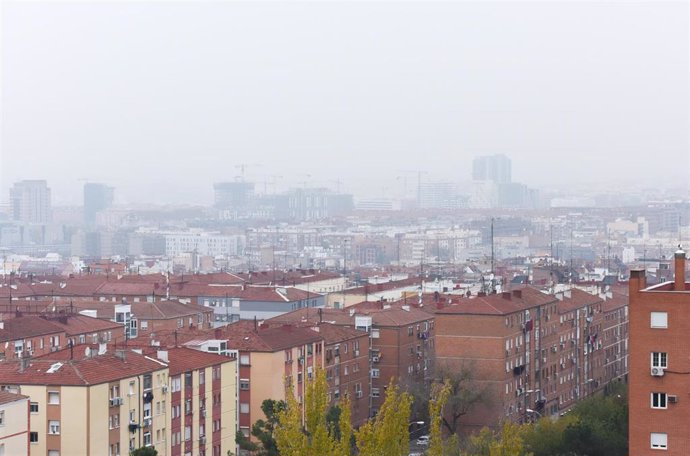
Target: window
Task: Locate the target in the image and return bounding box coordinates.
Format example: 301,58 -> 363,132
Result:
240,403 -> 249,414
651,312 -> 668,329
171,376 -> 181,392
651,432 -> 668,449
48,451 -> 59,456
652,393 -> 667,409
652,352 -> 668,368
240,355 -> 250,366
48,391 -> 60,404
0,411 -> 3,426
30,402 -> 39,413
371,368 -> 380,378
144,432 -> 152,446
371,329 -> 380,339
30,432 -> 38,443
49,420 -> 60,435
239,379 -> 250,390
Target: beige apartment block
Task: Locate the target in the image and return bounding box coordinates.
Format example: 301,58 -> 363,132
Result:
0,391 -> 30,456
0,350 -> 169,456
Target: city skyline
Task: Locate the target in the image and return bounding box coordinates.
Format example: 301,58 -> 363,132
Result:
2,1 -> 688,205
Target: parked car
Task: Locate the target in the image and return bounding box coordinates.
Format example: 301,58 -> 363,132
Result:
416,435 -> 430,446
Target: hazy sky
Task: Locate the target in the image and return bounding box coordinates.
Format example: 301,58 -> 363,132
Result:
2,1 -> 688,205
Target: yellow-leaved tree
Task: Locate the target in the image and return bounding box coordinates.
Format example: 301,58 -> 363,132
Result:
304,368 -> 337,456
274,383 -> 307,456
355,378 -> 412,456
428,379 -> 452,456
276,368 -> 354,456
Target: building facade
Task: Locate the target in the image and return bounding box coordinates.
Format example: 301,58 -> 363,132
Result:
629,249 -> 689,455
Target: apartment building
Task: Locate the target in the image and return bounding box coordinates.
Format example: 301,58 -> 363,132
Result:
298,323 -> 370,426
431,285 -> 628,433
0,391 -> 30,456
628,249 -> 688,455
187,321 -> 324,440
162,347 -> 236,456
268,304 -> 435,415
0,350 -> 170,456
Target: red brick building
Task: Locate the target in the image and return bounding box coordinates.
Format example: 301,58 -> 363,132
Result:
431,285 -> 628,433
629,249 -> 689,455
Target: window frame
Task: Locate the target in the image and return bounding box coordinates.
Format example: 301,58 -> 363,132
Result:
650,432 -> 668,449
651,392 -> 668,409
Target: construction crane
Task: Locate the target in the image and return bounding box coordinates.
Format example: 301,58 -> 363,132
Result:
234,164 -> 261,182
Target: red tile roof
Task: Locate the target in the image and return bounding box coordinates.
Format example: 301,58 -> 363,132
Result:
207,320 -> 323,352
267,304 -> 432,327
0,316 -> 64,342
165,347 -> 234,375
432,287 -> 557,316
41,314 -> 123,336
0,390 -> 28,404
0,351 -> 166,386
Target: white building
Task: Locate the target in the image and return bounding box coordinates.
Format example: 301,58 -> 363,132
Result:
165,232 -> 245,257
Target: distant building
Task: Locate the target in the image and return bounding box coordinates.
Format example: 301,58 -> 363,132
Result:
473,154 -> 512,184
83,183 -> 114,226
165,232 -> 245,257
418,182 -> 461,209
9,180 -> 51,223
214,182 -> 255,210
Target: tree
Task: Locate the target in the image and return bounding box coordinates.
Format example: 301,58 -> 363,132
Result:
428,380 -> 452,456
488,422 -> 529,456
465,423 -> 529,456
304,368 -> 337,456
522,414 -> 577,456
275,385 -> 308,456
335,395 -> 353,456
130,447 -> 157,456
436,363 -> 491,435
355,379 -> 412,456
237,399 -> 286,456
562,383 -> 628,456
275,368 -> 353,456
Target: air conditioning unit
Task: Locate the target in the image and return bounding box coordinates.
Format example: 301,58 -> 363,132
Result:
200,409 -> 206,417
161,385 -> 168,394
354,350 -> 360,357
372,356 -> 380,363
651,367 -> 665,377
668,395 -> 678,404
199,436 -> 207,445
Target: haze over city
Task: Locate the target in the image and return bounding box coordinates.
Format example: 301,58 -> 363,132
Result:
2,1 -> 688,205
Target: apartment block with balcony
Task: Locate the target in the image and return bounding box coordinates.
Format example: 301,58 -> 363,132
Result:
0,350 -> 169,456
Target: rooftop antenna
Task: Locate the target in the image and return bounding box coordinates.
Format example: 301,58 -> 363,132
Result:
491,217 -> 495,275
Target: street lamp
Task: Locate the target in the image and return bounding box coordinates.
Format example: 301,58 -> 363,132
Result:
409,421 -> 426,439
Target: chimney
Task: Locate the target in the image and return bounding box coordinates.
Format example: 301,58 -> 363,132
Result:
674,246 -> 686,291
629,268 -> 647,294
501,292 -> 512,300
512,289 -> 522,299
